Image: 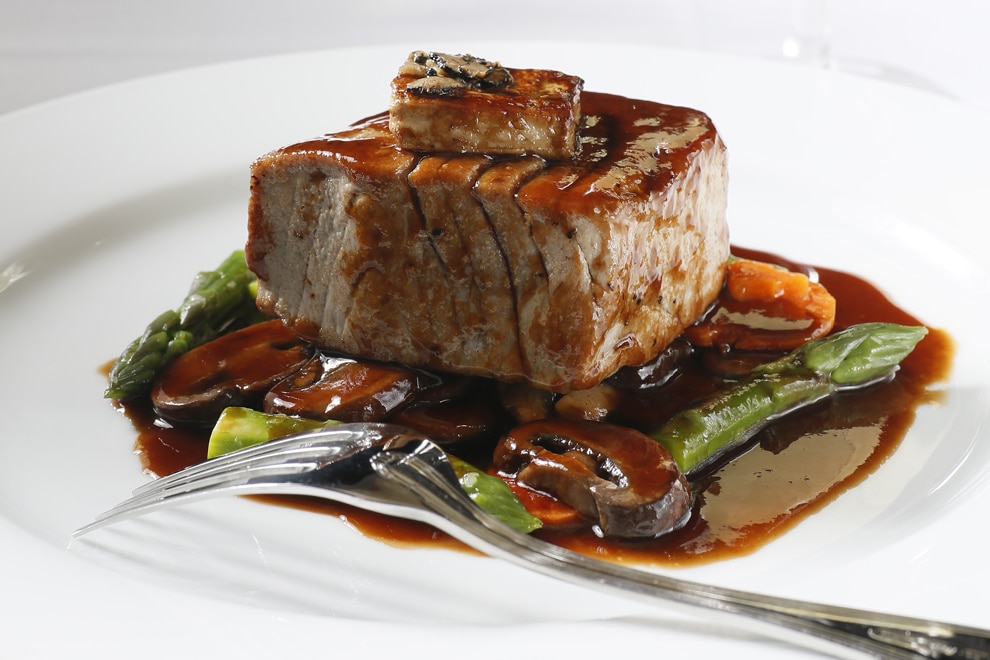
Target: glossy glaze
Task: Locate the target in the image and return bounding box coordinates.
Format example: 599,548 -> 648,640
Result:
118,248 -> 953,565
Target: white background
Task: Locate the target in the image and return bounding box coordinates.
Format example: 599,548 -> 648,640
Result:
3,0 -> 990,116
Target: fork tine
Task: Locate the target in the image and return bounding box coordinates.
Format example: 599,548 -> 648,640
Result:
74,424 -> 396,538
131,443 -> 324,497
129,426 -> 361,496
73,460 -> 312,537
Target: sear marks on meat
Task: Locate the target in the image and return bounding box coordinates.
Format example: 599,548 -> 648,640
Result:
247,91 -> 729,393
406,154 -> 523,376
390,51 -> 583,159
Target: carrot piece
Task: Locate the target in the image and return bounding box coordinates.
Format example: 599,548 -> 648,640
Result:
684,258 -> 836,351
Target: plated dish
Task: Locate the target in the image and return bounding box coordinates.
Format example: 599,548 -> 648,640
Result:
2,43 -> 989,659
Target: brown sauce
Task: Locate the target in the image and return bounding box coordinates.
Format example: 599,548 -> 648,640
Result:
282,92 -> 714,219
116,247 -> 953,566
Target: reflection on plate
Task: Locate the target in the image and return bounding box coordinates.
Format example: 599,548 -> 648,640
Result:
2,43 -> 989,659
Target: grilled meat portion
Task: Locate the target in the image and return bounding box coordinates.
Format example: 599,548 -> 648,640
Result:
247,91 -> 729,392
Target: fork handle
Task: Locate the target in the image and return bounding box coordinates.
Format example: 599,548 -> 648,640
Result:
375,451 -> 990,660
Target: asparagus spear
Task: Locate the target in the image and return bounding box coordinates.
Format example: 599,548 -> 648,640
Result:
652,322 -> 929,476
446,455 -> 544,534
206,406 -> 335,458
104,250 -> 262,400
207,407 -> 543,534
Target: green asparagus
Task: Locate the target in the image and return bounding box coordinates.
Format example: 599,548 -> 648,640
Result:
447,455 -> 543,534
104,250 -> 262,400
207,407 -> 544,534
651,322 -> 928,476
206,406 -> 336,459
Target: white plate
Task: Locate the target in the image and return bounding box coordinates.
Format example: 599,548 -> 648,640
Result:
2,43 -> 989,658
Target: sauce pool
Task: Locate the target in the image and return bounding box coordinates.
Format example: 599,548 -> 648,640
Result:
115,248 -> 953,566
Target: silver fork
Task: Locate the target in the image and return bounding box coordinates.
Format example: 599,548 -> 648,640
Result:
74,423 -> 990,660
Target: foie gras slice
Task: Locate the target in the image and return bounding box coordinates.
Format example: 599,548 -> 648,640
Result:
389,51 -> 583,159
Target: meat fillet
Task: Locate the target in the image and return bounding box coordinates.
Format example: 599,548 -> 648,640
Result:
247,91 -> 730,392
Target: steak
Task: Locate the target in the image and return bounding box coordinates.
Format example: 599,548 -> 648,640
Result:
247,91 -> 729,392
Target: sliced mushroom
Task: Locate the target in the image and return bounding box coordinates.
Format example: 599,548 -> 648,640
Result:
493,419 -> 692,539
263,353 -> 421,423
151,319 -> 313,424
403,50 -> 513,93
606,337 -> 693,390
389,376 -> 503,445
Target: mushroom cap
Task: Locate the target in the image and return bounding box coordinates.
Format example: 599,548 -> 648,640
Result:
493,418 -> 692,538
150,319 -> 312,425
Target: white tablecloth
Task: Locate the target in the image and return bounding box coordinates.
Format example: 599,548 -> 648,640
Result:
3,0 -> 989,116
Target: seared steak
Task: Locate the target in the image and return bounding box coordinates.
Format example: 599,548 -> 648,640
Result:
247,91 -> 729,392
